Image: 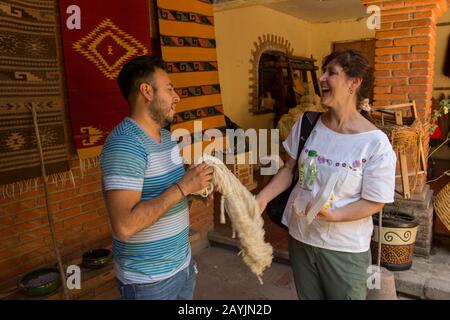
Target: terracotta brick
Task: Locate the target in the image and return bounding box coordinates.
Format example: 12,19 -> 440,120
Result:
63,210 -> 98,228
82,216 -> 107,231
375,77 -> 408,85
381,0 -> 407,9
394,37 -> 431,46
412,27 -> 434,35
409,77 -> 433,85
380,22 -> 393,29
55,224 -> 82,239
375,55 -> 393,63
374,86 -> 391,94
18,225 -> 51,242
15,238 -> 47,255
0,257 -> 22,271
372,101 -> 388,107
405,0 -> 440,6
59,193 -> 95,210
47,189 -> 78,204
15,209 -> 43,223
414,101 -> 429,109
409,92 -> 433,100
81,199 -> 105,213
375,40 -> 393,48
375,62 -> 409,70
374,70 -> 391,77
381,13 -> 410,23
79,173 -> 102,184
1,235 -> 20,250
392,69 -> 431,77
0,215 -> 15,227
78,182 -> 102,195
20,246 -> 52,261
381,8 -> 415,15
97,207 -> 108,216
394,19 -> 432,28
13,219 -> 44,234
0,199 -> 36,213
0,263 -> 25,280
21,255 -> 45,271
376,29 -> 411,39
413,10 -> 436,19
392,85 -> 430,93
375,46 -> 410,55
54,206 -> 82,221
410,61 -> 432,69
393,53 -> 432,61
374,93 -> 408,101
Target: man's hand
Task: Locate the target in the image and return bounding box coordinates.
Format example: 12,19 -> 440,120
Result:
179,162 -> 213,196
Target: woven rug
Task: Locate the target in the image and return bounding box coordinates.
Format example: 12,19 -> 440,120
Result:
0,0 -> 72,197
59,0 -> 151,163
157,0 -> 227,162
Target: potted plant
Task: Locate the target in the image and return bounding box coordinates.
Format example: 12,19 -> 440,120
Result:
370,207 -> 419,271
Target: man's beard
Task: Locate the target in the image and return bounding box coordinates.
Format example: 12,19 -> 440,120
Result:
148,97 -> 173,128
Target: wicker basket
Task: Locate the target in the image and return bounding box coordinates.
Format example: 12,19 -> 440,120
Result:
434,182 -> 450,232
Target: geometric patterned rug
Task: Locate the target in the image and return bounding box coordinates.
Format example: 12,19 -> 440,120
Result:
158,0 -> 227,162
0,0 -> 71,196
59,0 -> 151,162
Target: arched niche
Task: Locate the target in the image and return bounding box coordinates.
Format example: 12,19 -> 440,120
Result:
249,34 -> 294,113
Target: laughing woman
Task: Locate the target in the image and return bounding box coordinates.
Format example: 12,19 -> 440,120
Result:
256,49 -> 397,300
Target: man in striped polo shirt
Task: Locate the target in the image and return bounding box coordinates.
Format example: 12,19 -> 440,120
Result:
100,56 -> 213,300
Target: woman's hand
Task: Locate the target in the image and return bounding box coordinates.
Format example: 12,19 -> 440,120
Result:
293,200 -> 340,222
255,193 -> 268,215
315,207 -> 340,222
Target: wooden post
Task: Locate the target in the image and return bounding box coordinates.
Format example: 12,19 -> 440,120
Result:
28,103 -> 70,300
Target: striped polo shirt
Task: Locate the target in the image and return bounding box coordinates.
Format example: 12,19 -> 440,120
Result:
100,117 -> 190,284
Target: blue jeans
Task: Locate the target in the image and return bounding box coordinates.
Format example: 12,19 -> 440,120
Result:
116,258 -> 197,300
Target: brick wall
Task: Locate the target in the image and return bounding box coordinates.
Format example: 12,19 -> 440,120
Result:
0,2 -> 216,294
361,0 -> 448,256
0,155 -> 215,293
362,0 -> 448,190
0,159 -> 108,292
362,0 -> 448,118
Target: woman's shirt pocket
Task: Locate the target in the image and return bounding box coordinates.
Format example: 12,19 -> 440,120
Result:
334,168 -> 363,200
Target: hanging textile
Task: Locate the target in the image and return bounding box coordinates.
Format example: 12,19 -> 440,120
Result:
0,0 -> 72,197
157,0 -> 227,162
59,0 -> 151,164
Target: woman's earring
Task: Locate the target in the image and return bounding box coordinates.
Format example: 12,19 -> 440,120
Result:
349,88 -> 354,94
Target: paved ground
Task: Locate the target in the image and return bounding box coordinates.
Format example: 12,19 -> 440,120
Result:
194,246 -> 297,300
393,243 -> 450,300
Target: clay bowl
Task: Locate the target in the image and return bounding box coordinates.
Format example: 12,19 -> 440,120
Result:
19,267 -> 61,297
82,248 -> 112,269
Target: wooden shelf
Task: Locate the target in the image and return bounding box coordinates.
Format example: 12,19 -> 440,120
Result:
249,108 -> 275,115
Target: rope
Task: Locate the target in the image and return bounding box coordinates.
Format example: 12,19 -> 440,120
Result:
192,155 -> 273,284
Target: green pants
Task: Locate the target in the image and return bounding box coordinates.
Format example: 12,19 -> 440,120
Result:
288,235 -> 371,300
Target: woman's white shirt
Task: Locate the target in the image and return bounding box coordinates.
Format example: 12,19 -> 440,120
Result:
281,115 -> 397,253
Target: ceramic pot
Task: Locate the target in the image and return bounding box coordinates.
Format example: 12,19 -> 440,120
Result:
371,213 -> 419,271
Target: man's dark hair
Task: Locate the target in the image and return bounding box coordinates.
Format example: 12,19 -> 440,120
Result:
117,55 -> 166,105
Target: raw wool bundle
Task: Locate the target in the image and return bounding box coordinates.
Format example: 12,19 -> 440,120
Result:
192,155 -> 273,284
277,94 -> 326,141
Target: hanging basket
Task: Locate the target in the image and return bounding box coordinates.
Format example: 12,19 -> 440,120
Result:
434,182 -> 450,232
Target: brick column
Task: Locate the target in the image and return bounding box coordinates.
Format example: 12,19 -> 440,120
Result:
361,0 -> 447,120
361,0 -> 448,257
